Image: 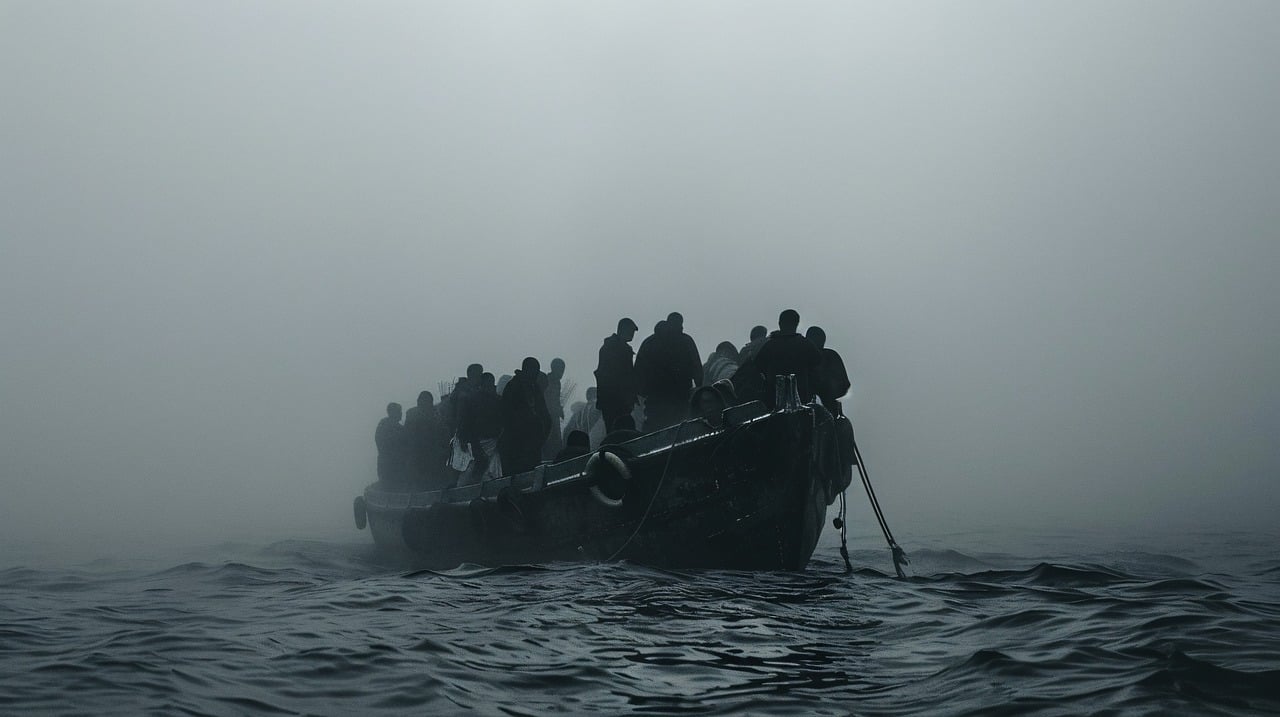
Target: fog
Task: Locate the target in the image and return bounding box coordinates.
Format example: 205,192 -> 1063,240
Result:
2,1 -> 1277,560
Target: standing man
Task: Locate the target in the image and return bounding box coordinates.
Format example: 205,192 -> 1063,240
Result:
635,312 -> 703,430
499,357 -> 552,474
806,326 -> 852,417
542,358 -> 567,460
594,318 -> 639,434
374,402 -> 407,484
755,309 -> 823,407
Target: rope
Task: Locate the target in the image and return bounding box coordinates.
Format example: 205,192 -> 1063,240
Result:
604,419 -> 689,562
836,490 -> 852,573
849,428 -> 909,579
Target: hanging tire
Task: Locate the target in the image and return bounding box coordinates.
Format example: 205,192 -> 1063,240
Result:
353,496 -> 367,530
587,449 -> 632,508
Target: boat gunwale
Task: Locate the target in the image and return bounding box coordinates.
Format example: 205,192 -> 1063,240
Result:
363,401 -> 784,511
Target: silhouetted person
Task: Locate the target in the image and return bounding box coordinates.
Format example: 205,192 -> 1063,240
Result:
731,325 -> 770,401
554,430 -> 591,462
595,318 -> 639,433
404,391 -> 448,486
499,357 -> 552,474
601,414 -> 641,445
458,373 -> 503,484
690,386 -> 728,428
374,402 -> 407,484
755,309 -> 823,407
703,341 -> 740,385
440,377 -> 467,434
635,312 -> 702,430
565,387 -> 604,447
542,358 -> 567,460
739,325 -> 769,365
806,326 -> 852,417
496,374 -> 513,395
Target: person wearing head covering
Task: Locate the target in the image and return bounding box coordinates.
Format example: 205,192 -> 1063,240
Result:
542,358 -> 568,460
499,357 -> 552,474
806,326 -> 852,417
594,318 -> 640,435
634,312 -> 703,431
374,402 -> 408,485
690,386 -> 728,428
554,430 -> 592,462
564,386 -> 605,447
754,309 -> 824,407
703,341 -> 740,385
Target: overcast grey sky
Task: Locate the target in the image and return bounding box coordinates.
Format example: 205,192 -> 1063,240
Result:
2,1 -> 1277,555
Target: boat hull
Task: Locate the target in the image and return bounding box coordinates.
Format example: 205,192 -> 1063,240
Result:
360,403 -> 846,571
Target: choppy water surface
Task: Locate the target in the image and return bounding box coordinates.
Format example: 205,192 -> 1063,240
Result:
2,528 -> 1278,715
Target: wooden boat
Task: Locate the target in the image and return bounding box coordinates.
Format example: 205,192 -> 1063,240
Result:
352,378 -> 854,571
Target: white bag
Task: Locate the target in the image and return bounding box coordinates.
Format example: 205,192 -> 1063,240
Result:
448,435 -> 474,472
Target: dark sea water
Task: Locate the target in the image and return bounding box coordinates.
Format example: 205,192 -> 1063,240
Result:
2,526 -> 1278,716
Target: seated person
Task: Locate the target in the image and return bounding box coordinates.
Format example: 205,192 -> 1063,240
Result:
690,386 -> 728,428
601,415 -> 641,445
554,430 -> 592,462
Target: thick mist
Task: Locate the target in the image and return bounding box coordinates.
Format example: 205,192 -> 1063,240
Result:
2,1 -> 1277,560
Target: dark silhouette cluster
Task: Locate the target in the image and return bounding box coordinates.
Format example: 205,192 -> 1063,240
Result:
374,309 -> 850,488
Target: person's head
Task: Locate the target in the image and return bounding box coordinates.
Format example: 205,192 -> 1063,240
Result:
691,387 -> 726,424
480,372 -> 497,392
466,363 -> 484,381
666,312 -> 684,332
750,325 -> 768,341
521,356 -> 541,375
653,320 -> 668,335
566,430 -> 590,450
496,374 -> 511,394
585,386 -> 597,401
417,390 -> 434,409
715,341 -> 739,361
805,326 -> 827,349
611,414 -> 635,432
617,317 -> 638,342
778,309 -> 800,333
549,358 -> 565,379
386,402 -> 402,421
711,379 -> 739,406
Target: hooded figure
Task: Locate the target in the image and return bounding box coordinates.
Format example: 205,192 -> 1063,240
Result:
703,341 -> 740,385
634,312 -> 703,431
565,387 -> 605,448
754,309 -> 823,407
595,317 -> 639,433
806,326 -> 852,416
499,357 -> 552,474
542,358 -> 567,460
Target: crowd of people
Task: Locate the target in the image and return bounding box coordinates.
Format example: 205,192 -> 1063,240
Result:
374,309 -> 851,490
